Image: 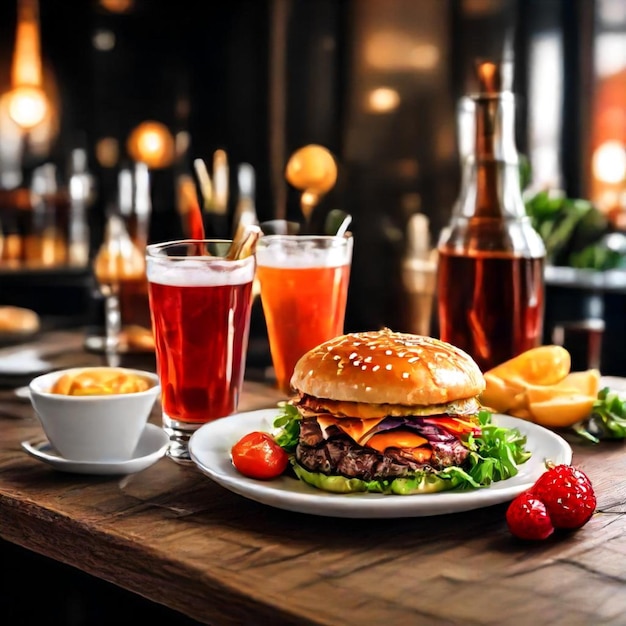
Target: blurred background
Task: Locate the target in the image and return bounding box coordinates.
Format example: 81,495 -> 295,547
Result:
0,0 -> 624,368
1,1 -> 626,623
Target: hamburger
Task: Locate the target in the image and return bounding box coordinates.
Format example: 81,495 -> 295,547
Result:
277,329 -> 530,495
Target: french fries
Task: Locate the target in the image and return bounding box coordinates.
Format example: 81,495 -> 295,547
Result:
50,368 -> 151,396
479,346 -> 600,428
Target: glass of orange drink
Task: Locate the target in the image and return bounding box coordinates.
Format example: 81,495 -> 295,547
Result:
256,234 -> 353,395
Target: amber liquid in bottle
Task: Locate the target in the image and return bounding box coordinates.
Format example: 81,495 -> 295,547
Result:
437,61 -> 546,373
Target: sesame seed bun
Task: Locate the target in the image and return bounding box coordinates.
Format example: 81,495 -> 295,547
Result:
290,329 -> 485,407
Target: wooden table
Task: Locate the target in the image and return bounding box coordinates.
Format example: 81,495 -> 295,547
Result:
1,331 -> 626,625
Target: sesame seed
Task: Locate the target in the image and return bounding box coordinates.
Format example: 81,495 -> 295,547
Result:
372,365 -> 380,372
385,364 -> 392,370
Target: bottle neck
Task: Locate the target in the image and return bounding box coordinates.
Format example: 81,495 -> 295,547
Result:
475,92 -> 517,163
457,92 -> 526,220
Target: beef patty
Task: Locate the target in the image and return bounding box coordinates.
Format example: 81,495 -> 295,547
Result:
296,417 -> 470,481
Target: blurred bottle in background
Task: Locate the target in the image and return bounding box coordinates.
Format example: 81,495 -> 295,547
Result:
67,148 -> 95,267
437,60 -> 546,372
0,148 -> 95,271
402,212 -> 437,337
25,163 -> 67,267
115,163 -> 152,331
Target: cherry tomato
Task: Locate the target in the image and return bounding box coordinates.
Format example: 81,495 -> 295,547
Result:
231,431 -> 289,480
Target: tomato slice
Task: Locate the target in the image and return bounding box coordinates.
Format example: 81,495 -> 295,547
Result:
423,417 -> 480,437
231,431 -> 289,480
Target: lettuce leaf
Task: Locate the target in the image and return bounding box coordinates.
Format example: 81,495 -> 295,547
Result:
463,409 -> 531,488
272,402 -> 301,453
292,462 -> 480,495
573,387 -> 626,443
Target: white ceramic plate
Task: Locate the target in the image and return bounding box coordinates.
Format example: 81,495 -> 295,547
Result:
188,409 -> 573,518
21,423 -> 169,475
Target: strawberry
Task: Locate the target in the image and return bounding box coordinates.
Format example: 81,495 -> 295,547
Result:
506,491 -> 555,540
531,464 -> 596,530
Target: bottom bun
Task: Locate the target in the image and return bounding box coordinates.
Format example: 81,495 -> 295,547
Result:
292,462 -> 468,495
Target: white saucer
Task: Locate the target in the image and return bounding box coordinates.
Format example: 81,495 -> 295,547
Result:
21,423 -> 169,475
14,385 -> 30,401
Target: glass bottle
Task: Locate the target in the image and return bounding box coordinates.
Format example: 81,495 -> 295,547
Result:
93,212 -> 146,366
436,60 -> 546,373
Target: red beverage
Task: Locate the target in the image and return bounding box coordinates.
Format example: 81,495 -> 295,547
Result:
148,280 -> 253,423
437,250 -> 544,373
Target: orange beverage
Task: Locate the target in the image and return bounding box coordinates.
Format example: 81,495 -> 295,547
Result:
256,235 -> 353,394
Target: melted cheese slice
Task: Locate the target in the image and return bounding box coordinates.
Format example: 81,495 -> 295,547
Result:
367,431 -> 428,453
316,414 -> 387,444
316,414 -> 432,461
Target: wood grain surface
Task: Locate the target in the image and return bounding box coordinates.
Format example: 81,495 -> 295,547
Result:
1,331 -> 626,625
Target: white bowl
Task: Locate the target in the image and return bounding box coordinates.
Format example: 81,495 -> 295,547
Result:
29,367 -> 161,462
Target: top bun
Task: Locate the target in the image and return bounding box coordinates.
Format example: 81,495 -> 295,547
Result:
290,329 -> 485,406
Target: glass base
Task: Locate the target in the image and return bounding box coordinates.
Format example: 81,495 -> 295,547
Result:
162,413 -> 203,464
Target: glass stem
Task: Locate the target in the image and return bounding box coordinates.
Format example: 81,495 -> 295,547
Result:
104,292 -> 121,367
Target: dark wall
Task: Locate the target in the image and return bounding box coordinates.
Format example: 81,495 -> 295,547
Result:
0,0 -> 601,337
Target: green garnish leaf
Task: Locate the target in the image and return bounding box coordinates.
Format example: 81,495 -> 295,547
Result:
272,402 -> 301,453
464,409 -> 531,487
573,386 -> 626,442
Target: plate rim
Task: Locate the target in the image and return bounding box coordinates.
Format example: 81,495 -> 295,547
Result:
188,408 -> 573,518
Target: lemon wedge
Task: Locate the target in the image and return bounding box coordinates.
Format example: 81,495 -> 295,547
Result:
488,345 -> 571,386
554,369 -> 601,397
528,394 -> 596,428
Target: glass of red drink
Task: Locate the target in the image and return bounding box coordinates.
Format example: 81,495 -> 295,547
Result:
256,234 -> 353,395
146,239 -> 256,462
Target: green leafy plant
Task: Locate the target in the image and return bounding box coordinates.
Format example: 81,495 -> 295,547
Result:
524,190 -> 614,268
